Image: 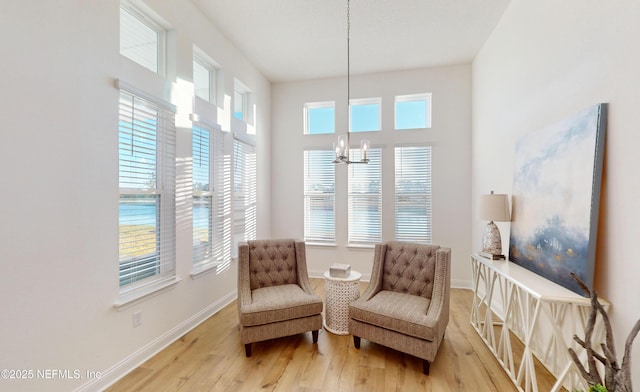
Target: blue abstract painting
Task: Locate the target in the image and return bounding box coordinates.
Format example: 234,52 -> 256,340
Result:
509,103 -> 607,296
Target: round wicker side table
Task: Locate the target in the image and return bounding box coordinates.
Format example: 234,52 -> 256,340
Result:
323,270 -> 361,335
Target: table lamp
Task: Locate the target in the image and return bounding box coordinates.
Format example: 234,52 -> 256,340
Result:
478,191 -> 511,259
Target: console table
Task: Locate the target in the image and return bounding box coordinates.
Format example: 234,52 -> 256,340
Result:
470,254 -> 609,392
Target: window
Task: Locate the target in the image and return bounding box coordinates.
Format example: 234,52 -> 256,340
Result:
234,79 -> 251,122
193,124 -> 230,272
304,102 -> 335,135
350,98 -> 381,132
348,148 -> 382,244
118,87 -> 176,292
233,90 -> 244,120
192,126 -> 213,266
304,150 -> 336,243
395,93 -> 432,130
193,60 -> 213,103
193,48 -> 218,104
395,146 -> 432,243
233,139 -> 257,251
119,4 -> 165,74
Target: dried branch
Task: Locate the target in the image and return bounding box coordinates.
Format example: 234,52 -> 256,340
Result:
569,273 -> 638,392
616,319 -> 640,392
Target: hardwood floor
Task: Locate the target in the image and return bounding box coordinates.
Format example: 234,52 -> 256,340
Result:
106,279 -> 561,391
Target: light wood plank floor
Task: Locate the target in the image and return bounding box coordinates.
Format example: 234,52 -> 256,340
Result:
107,279 -> 562,391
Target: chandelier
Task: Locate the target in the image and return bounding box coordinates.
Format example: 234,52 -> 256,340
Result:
333,0 -> 369,165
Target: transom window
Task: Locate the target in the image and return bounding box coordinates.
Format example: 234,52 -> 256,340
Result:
119,4 -> 165,74
193,55 -> 216,104
350,98 -> 381,132
304,102 -> 335,135
234,79 -> 251,122
395,93 -> 432,130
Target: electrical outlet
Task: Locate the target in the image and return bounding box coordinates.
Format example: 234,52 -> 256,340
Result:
132,311 -> 142,328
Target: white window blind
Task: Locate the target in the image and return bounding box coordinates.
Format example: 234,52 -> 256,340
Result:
348,148 -> 382,244
118,89 -> 176,292
395,146 -> 432,243
192,126 -> 213,266
233,139 -> 257,252
192,124 -> 231,271
304,150 -> 336,243
119,5 -> 164,74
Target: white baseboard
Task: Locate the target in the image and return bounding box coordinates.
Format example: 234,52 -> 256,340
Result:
74,291 -> 237,392
452,278 -> 472,290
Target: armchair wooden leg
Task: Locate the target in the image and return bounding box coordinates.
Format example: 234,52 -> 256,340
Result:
244,343 -> 252,357
422,360 -> 430,375
353,336 -> 361,349
312,330 -> 319,343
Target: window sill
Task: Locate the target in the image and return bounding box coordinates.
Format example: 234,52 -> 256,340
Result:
114,276 -> 181,311
347,243 -> 376,250
305,242 -> 337,248
191,261 -> 225,279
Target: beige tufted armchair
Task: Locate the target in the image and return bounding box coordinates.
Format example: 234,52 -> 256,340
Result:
349,241 -> 451,374
237,239 -> 323,357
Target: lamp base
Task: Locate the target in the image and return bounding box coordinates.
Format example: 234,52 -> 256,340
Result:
478,251 -> 506,260
481,221 -> 503,256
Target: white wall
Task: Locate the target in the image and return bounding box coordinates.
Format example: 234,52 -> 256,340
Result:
0,1 -> 270,391
472,0 -> 640,386
271,65 -> 472,287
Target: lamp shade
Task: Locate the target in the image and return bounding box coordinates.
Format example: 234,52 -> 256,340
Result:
478,193 -> 510,222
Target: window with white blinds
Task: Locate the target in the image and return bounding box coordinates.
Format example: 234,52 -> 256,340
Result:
395,146 -> 432,244
348,148 -> 382,245
233,139 -> 257,252
119,4 -> 165,74
118,88 -> 176,292
192,126 -> 212,266
192,124 -> 230,271
304,150 -> 336,243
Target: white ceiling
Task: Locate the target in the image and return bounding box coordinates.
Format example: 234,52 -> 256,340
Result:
192,0 -> 511,83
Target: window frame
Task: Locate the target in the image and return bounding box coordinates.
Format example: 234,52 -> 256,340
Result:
348,147 -> 382,246
192,125 -> 214,268
233,79 -> 252,124
191,120 -> 231,275
119,2 -> 166,75
394,145 -> 432,244
304,101 -> 336,135
193,47 -> 219,105
349,97 -> 381,133
117,80 -> 177,302
303,149 -> 336,245
232,138 -> 257,255
394,93 -> 432,130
